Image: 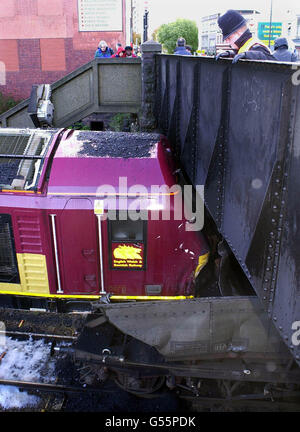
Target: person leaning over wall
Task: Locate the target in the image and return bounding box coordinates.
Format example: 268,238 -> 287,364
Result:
174,38 -> 192,56
95,40 -> 114,58
216,9 -> 275,64
112,47 -> 126,58
273,38 -> 298,62
124,46 -> 137,58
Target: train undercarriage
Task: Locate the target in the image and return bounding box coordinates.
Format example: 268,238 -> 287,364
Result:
53,304 -> 300,411
1,209 -> 300,411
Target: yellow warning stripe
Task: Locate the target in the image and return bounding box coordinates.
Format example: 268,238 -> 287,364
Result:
0,291 -> 193,301
0,290 -> 100,299
110,296 -> 194,301
1,189 -> 42,194
17,253 -> 50,295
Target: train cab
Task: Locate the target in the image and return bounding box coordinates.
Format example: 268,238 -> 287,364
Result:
0,128 -> 209,311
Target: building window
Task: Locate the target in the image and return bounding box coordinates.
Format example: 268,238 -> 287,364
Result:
297,17 -> 300,37
0,214 -> 19,284
202,36 -> 208,50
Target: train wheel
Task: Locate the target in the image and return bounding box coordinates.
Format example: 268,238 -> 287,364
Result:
114,372 -> 165,397
76,362 -> 109,386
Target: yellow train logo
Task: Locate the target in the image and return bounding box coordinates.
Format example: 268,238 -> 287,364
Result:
113,245 -> 143,261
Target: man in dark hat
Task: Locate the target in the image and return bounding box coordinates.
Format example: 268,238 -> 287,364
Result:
273,38 -> 298,62
174,37 -> 192,56
216,9 -> 275,63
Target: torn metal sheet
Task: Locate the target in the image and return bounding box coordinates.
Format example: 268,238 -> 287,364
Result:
103,297 -> 289,361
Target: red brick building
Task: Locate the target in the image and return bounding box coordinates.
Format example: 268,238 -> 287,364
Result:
0,0 -> 128,100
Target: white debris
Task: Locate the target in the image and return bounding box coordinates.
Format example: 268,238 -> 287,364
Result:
0,337 -> 57,410
0,385 -> 39,409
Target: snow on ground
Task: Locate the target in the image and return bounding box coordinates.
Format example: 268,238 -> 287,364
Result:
0,337 -> 57,410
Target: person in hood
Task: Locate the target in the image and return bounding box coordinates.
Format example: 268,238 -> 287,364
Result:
112,47 -> 126,57
273,38 -> 298,62
174,38 -> 192,56
94,40 -> 114,58
216,10 -> 275,63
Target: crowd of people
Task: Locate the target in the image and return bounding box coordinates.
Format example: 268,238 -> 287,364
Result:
215,9 -> 298,64
173,11 -> 298,63
94,11 -> 299,64
94,41 -> 140,59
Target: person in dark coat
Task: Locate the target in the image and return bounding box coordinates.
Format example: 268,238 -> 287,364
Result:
273,38 -> 298,62
174,38 -> 192,56
216,9 -> 275,63
94,40 -> 114,58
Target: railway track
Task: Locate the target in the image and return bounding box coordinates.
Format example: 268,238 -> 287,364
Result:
0,328 -> 79,411
184,395 -> 300,412
0,378 -> 110,394
1,327 -> 300,412
0,329 -> 77,342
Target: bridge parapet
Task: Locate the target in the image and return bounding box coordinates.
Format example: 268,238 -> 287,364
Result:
0,57 -> 142,128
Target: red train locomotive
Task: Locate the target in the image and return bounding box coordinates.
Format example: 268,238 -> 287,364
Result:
0,128 -> 209,311
1,129 -> 299,401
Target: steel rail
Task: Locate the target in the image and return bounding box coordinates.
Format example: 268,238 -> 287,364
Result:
0,330 -> 77,341
181,395 -> 300,411
0,379 -> 94,394
181,391 -> 300,402
0,379 -> 116,395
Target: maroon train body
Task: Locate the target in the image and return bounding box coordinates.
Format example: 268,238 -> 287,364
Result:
0,128 -> 209,309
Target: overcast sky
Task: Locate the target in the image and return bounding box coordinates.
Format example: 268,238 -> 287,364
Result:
147,0 -> 300,34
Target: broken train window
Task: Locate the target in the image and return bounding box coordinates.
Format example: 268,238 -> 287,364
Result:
0,129 -> 52,191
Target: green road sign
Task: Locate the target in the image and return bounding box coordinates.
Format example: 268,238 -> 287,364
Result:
258,22 -> 282,46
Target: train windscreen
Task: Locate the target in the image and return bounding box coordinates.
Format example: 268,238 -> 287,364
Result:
0,129 -> 53,191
